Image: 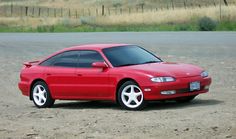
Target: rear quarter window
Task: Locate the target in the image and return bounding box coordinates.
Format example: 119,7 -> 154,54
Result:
40,54 -> 61,66
40,51 -> 78,67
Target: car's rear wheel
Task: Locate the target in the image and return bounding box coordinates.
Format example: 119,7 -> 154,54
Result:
31,81 -> 55,108
175,95 -> 197,103
118,81 -> 146,110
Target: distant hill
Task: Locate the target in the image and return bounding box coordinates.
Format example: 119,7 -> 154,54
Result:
1,0 -> 236,9
0,0 -> 236,32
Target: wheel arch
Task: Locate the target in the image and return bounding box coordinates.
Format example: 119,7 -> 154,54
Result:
115,78 -> 139,103
29,78 -> 47,100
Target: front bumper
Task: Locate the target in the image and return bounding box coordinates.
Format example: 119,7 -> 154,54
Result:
142,76 -> 212,100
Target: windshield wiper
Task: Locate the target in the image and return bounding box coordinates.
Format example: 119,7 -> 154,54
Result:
117,61 -> 159,67
141,61 -> 159,64
117,63 -> 138,67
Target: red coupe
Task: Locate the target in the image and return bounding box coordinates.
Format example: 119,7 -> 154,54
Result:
18,44 -> 211,110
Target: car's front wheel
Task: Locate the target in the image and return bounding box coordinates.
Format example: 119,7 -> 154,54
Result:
31,81 -> 55,108
118,81 -> 146,110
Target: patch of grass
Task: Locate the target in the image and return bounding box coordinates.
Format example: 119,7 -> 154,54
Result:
216,20 -> 236,31
37,25 -> 55,32
0,24 -> 192,32
44,23 -> 199,32
1,20 -> 236,32
0,25 -> 27,32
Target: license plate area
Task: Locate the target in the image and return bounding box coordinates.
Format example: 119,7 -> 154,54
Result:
190,81 -> 200,91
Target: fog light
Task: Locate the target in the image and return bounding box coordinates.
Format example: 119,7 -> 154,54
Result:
161,90 -> 176,95
144,88 -> 151,92
204,85 -> 210,90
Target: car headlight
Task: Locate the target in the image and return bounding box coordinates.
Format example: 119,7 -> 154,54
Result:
201,71 -> 208,78
151,77 -> 175,83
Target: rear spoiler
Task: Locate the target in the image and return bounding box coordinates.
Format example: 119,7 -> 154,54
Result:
23,60 -> 40,68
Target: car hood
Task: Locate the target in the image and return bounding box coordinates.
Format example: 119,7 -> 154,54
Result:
123,62 -> 203,78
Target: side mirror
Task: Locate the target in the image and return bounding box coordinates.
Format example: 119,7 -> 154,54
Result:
92,62 -> 108,69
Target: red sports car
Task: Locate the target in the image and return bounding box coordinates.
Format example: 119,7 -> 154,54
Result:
18,44 -> 211,110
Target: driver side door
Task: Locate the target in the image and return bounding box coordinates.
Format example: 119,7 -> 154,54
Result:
74,50 -> 112,100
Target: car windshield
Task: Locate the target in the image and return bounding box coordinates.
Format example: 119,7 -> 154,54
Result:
102,45 -> 162,67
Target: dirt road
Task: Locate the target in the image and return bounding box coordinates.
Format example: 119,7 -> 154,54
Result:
0,32 -> 236,139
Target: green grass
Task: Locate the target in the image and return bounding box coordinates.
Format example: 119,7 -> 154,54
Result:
216,21 -> 236,31
1,20 -> 236,32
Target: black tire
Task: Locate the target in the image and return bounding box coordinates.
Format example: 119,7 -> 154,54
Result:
175,95 -> 197,103
31,81 -> 55,108
117,81 -> 146,110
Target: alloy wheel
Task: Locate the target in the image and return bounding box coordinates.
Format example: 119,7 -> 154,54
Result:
33,84 -> 47,106
121,84 -> 144,109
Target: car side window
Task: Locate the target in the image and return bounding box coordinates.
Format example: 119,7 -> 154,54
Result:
40,54 -> 62,66
78,51 -> 104,68
40,51 -> 79,67
53,51 -> 78,67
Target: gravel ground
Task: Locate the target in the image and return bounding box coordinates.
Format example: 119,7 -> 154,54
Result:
0,32 -> 236,139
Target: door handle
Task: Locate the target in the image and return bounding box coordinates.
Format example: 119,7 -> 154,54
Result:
77,74 -> 82,76
46,73 -> 52,76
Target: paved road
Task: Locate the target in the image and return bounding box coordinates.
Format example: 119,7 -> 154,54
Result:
0,32 -> 236,47
0,32 -> 235,60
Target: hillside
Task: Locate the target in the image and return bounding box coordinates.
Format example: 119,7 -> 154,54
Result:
0,0 -> 236,32
1,0 -> 236,9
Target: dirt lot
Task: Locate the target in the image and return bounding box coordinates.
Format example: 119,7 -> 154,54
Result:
0,32 -> 236,139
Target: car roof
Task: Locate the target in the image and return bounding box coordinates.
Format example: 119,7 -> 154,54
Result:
64,43 -> 131,51
39,43 -> 135,65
